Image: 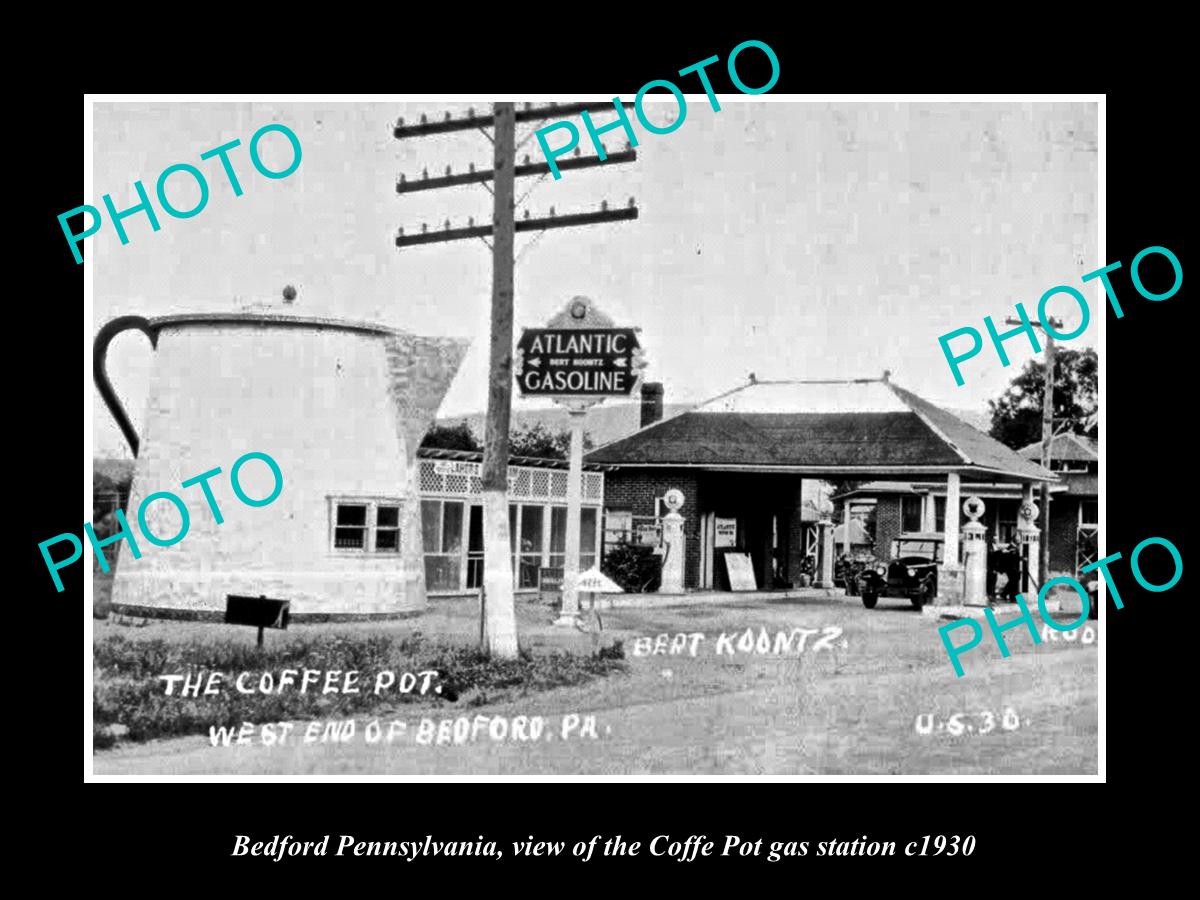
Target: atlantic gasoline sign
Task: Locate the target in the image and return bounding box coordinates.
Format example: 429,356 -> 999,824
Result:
515,327 -> 641,396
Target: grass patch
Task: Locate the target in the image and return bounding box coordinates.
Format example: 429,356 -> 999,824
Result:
94,632 -> 625,749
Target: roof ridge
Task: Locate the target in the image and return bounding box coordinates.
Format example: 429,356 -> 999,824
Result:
583,382 -> 742,457
587,378 -> 1058,482
752,377 -> 884,385
1017,431 -> 1100,459
1066,432 -> 1099,457
590,378 -> 762,457
885,381 -> 974,466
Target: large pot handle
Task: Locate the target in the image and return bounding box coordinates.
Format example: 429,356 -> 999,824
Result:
93,316 -> 160,458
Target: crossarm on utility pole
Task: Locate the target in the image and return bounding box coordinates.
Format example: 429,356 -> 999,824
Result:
397,206 -> 638,248
394,102 -> 636,139
398,150 -> 637,194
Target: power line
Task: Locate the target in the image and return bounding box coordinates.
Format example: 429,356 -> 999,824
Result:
393,101 -> 635,139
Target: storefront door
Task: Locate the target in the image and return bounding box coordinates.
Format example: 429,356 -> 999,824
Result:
466,504 -> 483,589
710,512 -> 741,590
707,511 -> 775,591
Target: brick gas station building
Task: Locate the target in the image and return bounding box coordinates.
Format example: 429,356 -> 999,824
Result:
587,375 -> 1056,601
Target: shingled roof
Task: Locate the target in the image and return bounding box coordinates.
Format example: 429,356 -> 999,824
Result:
1018,432 -> 1099,463
585,378 -> 1056,483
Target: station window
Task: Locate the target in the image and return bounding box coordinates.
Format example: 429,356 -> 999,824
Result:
334,503 -> 368,549
580,508 -> 598,571
604,508 -> 634,546
331,499 -> 402,553
516,504 -> 545,589
900,495 -> 923,533
421,498 -> 603,594
549,506 -> 568,570
997,503 -> 1019,544
545,506 -> 600,572
1053,460 -> 1089,473
422,499 -> 465,591
376,505 -> 401,551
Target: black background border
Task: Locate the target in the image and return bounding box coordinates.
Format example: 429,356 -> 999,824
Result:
18,26 -> 1184,883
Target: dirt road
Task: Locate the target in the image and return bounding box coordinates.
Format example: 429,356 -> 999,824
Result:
92,595 -> 1098,776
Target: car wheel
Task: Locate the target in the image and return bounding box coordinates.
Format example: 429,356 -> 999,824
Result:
912,577 -> 934,610
862,592 -> 877,609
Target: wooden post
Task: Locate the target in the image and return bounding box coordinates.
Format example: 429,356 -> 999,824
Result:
944,472 -> 961,566
480,102 -> 518,659
1039,334 -> 1056,580
555,407 -> 587,625
816,518 -> 835,588
1006,313 -> 1061,584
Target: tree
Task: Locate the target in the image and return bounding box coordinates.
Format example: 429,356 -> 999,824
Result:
420,419 -> 596,459
508,422 -> 594,459
987,348 -> 1098,449
421,422 -> 481,452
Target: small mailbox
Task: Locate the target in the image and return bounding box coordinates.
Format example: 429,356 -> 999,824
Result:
225,595 -> 290,646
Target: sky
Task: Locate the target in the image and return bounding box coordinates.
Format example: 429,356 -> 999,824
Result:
91,99 -> 1098,458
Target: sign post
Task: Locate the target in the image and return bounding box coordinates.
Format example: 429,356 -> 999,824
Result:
515,297 -> 645,626
560,403 -> 589,625
225,594 -> 290,649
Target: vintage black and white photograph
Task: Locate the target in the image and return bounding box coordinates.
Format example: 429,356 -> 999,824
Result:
84,95 -> 1100,777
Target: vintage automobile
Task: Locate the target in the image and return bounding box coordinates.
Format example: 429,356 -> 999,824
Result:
856,534 -> 943,610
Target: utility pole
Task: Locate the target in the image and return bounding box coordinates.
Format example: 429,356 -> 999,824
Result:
1005,314 -> 1063,586
1038,328 -> 1056,584
482,102 -> 518,657
394,102 -> 639,658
